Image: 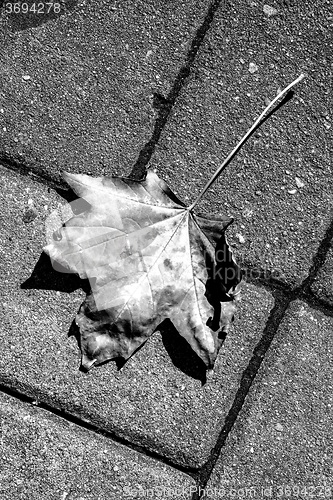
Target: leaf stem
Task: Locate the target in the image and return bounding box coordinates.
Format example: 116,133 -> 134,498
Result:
188,73 -> 305,211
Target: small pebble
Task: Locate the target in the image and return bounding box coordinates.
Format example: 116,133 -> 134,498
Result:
288,189 -> 297,195
264,97 -> 271,106
285,170 -> 291,175
236,233 -> 245,244
22,207 -> 38,223
255,190 -> 262,196
249,62 -> 258,74
263,4 -> 278,17
275,422 -> 284,432
22,75 -> 31,81
295,177 -> 305,188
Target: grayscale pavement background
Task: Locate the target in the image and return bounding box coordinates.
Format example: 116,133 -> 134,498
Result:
0,0 -> 332,498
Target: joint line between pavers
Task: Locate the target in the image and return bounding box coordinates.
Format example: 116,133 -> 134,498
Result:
0,379 -> 199,479
1,157 -> 67,190
297,218 -> 333,294
129,0 -> 224,180
192,290 -> 292,499
245,276 -> 333,317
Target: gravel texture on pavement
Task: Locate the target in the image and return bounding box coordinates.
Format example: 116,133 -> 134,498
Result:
0,392 -> 195,500
0,0 -> 210,181
0,0 -> 332,496
204,300 -> 333,499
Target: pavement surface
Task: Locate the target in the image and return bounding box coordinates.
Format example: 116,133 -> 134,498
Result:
204,300 -> 333,499
0,0 -> 332,499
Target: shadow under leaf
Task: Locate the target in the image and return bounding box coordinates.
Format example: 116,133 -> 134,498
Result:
21,251 -> 90,294
158,319 -> 208,385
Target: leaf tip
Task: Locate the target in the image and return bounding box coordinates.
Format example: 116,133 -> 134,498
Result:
80,355 -> 97,372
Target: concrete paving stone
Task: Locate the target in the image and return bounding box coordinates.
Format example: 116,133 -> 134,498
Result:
0,0 -> 210,180
0,164 -> 275,468
0,392 -> 195,500
311,247 -> 333,307
149,0 -> 333,287
204,300 -> 333,500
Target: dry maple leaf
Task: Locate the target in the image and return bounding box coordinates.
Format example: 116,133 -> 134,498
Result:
43,74 -> 304,372
44,170 -> 241,371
